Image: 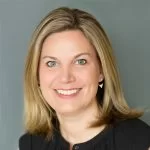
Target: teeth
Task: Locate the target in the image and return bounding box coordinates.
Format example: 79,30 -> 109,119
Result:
56,89 -> 79,95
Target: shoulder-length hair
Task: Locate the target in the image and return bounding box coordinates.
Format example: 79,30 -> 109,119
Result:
24,7 -> 142,138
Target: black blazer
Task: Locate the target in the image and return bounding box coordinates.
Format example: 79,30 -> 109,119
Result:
19,119 -> 150,150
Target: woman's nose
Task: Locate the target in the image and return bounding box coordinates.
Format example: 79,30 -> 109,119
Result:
59,67 -> 76,83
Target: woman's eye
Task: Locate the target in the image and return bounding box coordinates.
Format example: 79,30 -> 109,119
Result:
46,61 -> 57,67
76,59 -> 87,65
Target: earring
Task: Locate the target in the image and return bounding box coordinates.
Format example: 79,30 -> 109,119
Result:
99,79 -> 104,88
99,82 -> 103,88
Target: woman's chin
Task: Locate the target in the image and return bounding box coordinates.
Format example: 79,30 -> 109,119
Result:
55,107 -> 79,117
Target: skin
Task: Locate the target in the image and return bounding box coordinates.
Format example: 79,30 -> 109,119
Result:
39,30 -> 104,145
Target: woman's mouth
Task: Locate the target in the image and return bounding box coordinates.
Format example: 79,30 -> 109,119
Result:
55,88 -> 81,97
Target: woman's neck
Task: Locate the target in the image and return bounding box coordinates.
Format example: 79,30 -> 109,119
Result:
57,104 -> 106,145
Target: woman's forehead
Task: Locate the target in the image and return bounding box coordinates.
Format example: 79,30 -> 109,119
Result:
41,30 -> 97,57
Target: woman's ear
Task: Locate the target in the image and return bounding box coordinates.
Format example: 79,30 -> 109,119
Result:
99,73 -> 104,82
98,73 -> 104,88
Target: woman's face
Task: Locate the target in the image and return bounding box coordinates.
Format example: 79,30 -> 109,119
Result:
39,30 -> 104,116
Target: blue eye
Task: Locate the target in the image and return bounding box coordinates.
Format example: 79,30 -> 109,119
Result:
46,61 -> 57,67
76,59 -> 87,65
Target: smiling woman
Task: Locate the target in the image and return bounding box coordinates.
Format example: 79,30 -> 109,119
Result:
39,30 -> 102,117
19,7 -> 150,150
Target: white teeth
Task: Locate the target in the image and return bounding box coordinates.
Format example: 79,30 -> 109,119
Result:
56,89 -> 79,95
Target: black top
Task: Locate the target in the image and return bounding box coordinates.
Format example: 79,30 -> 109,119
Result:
19,118 -> 150,150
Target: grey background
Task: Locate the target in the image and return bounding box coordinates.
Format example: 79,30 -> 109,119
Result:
0,0 -> 150,149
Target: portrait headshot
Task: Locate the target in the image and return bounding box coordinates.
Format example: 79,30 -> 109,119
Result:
0,1 -> 150,150
18,6 -> 150,150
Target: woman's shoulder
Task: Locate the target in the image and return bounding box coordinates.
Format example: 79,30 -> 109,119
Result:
114,118 -> 150,133
113,118 -> 150,149
19,132 -> 52,150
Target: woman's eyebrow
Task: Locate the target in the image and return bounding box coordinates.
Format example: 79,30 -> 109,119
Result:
74,52 -> 91,59
42,56 -> 58,60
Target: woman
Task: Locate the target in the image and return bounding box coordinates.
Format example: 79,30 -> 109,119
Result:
19,7 -> 150,150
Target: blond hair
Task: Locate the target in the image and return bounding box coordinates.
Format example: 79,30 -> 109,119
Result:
24,7 -> 142,138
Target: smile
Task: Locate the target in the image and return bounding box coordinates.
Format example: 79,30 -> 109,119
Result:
56,89 -> 81,96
